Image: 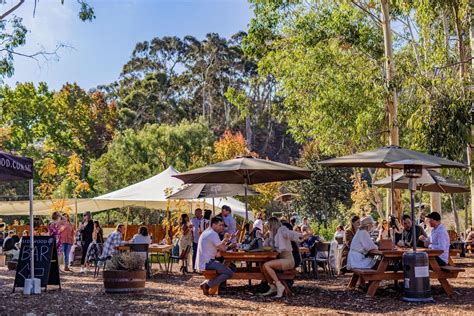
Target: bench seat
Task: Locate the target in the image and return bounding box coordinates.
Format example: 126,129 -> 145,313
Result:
441,266 -> 465,273
202,268 -> 297,281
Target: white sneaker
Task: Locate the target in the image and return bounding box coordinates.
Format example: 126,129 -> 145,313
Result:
275,281 -> 285,298
259,284 -> 277,296
80,267 -> 87,273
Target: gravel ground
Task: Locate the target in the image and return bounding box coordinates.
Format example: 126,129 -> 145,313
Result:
0,257 -> 473,315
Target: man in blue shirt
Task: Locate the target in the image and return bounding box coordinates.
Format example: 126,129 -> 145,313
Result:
221,205 -> 237,242
420,211 -> 450,266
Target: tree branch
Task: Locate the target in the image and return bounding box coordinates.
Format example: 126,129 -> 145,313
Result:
350,0 -> 382,26
0,0 -> 25,20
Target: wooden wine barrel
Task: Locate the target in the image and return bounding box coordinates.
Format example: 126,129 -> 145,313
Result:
103,270 -> 146,294
7,261 -> 17,271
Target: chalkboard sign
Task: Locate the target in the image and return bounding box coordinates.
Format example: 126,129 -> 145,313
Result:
13,236 -> 61,292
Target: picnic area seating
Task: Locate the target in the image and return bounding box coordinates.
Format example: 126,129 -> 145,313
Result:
202,267 -> 297,295
348,248 -> 465,297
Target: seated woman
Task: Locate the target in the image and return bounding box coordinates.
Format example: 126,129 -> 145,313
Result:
377,219 -> 391,242
132,226 -> 152,244
260,217 -> 308,298
340,215 -> 360,273
131,226 -> 152,261
347,216 -> 378,270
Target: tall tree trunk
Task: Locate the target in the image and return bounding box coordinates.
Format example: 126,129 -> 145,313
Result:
470,0 -> 474,227
245,116 -> 252,151
381,0 -> 400,217
453,2 -> 466,83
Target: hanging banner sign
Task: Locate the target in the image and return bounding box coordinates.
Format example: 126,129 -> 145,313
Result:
0,151 -> 33,181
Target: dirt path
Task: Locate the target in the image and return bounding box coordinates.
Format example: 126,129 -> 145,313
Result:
0,257 -> 473,314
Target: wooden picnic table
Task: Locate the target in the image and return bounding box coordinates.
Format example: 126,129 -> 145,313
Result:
203,250 -> 297,295
118,244 -> 173,273
118,244 -> 173,253
348,248 -> 464,297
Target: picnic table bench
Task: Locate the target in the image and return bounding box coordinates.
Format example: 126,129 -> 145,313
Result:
348,248 -> 464,297
202,251 -> 297,296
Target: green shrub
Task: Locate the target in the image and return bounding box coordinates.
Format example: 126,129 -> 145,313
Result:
105,252 -> 145,271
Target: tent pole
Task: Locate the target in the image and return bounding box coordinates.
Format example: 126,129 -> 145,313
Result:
212,197 -> 215,216
125,206 -> 130,240
28,179 -> 35,286
74,197 -> 78,230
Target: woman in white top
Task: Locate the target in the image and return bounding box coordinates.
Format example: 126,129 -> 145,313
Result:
261,217 -> 307,298
348,216 -> 378,270
131,226 -> 152,244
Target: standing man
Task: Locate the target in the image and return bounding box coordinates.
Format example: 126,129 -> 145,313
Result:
301,217 -> 309,231
79,211 -> 94,273
221,205 -> 236,242
253,212 -> 264,232
416,206 -> 427,229
195,217 -> 233,295
191,208 -> 203,273
420,212 -> 450,266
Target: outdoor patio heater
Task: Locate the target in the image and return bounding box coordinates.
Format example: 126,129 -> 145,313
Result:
387,160 -> 438,303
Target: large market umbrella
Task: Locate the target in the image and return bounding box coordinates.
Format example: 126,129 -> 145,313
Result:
319,145 -> 466,168
0,151 -> 34,290
319,145 -> 466,215
373,169 -> 469,194
167,183 -> 259,214
374,168 -> 468,236
173,156 -> 313,221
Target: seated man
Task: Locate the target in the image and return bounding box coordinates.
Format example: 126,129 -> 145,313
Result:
420,212 -> 449,266
195,217 -> 233,295
100,224 -> 125,259
400,214 -> 427,248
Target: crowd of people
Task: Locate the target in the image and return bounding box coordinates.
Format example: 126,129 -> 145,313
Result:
190,208 -> 320,298
341,211 -> 452,271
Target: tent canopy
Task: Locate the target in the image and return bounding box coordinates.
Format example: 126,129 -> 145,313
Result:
0,166 -> 253,220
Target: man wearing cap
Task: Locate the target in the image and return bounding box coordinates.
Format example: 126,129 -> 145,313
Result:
347,216 -> 379,270
420,211 -> 450,266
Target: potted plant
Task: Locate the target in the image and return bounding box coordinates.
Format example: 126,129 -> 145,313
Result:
103,252 -> 146,294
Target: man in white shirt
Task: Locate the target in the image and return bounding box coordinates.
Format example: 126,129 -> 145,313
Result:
253,212 -> 264,232
191,208 -> 203,273
420,211 -> 450,266
195,217 -> 233,295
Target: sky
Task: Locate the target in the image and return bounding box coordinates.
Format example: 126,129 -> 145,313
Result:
4,0 -> 253,91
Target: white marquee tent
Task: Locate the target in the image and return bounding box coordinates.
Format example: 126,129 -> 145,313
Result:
0,166 -> 253,220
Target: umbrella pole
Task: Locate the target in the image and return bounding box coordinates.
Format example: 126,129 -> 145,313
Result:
28,179 -> 35,287
244,180 -> 248,222
391,168 -> 395,217
409,178 -> 417,252
212,197 -> 215,216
